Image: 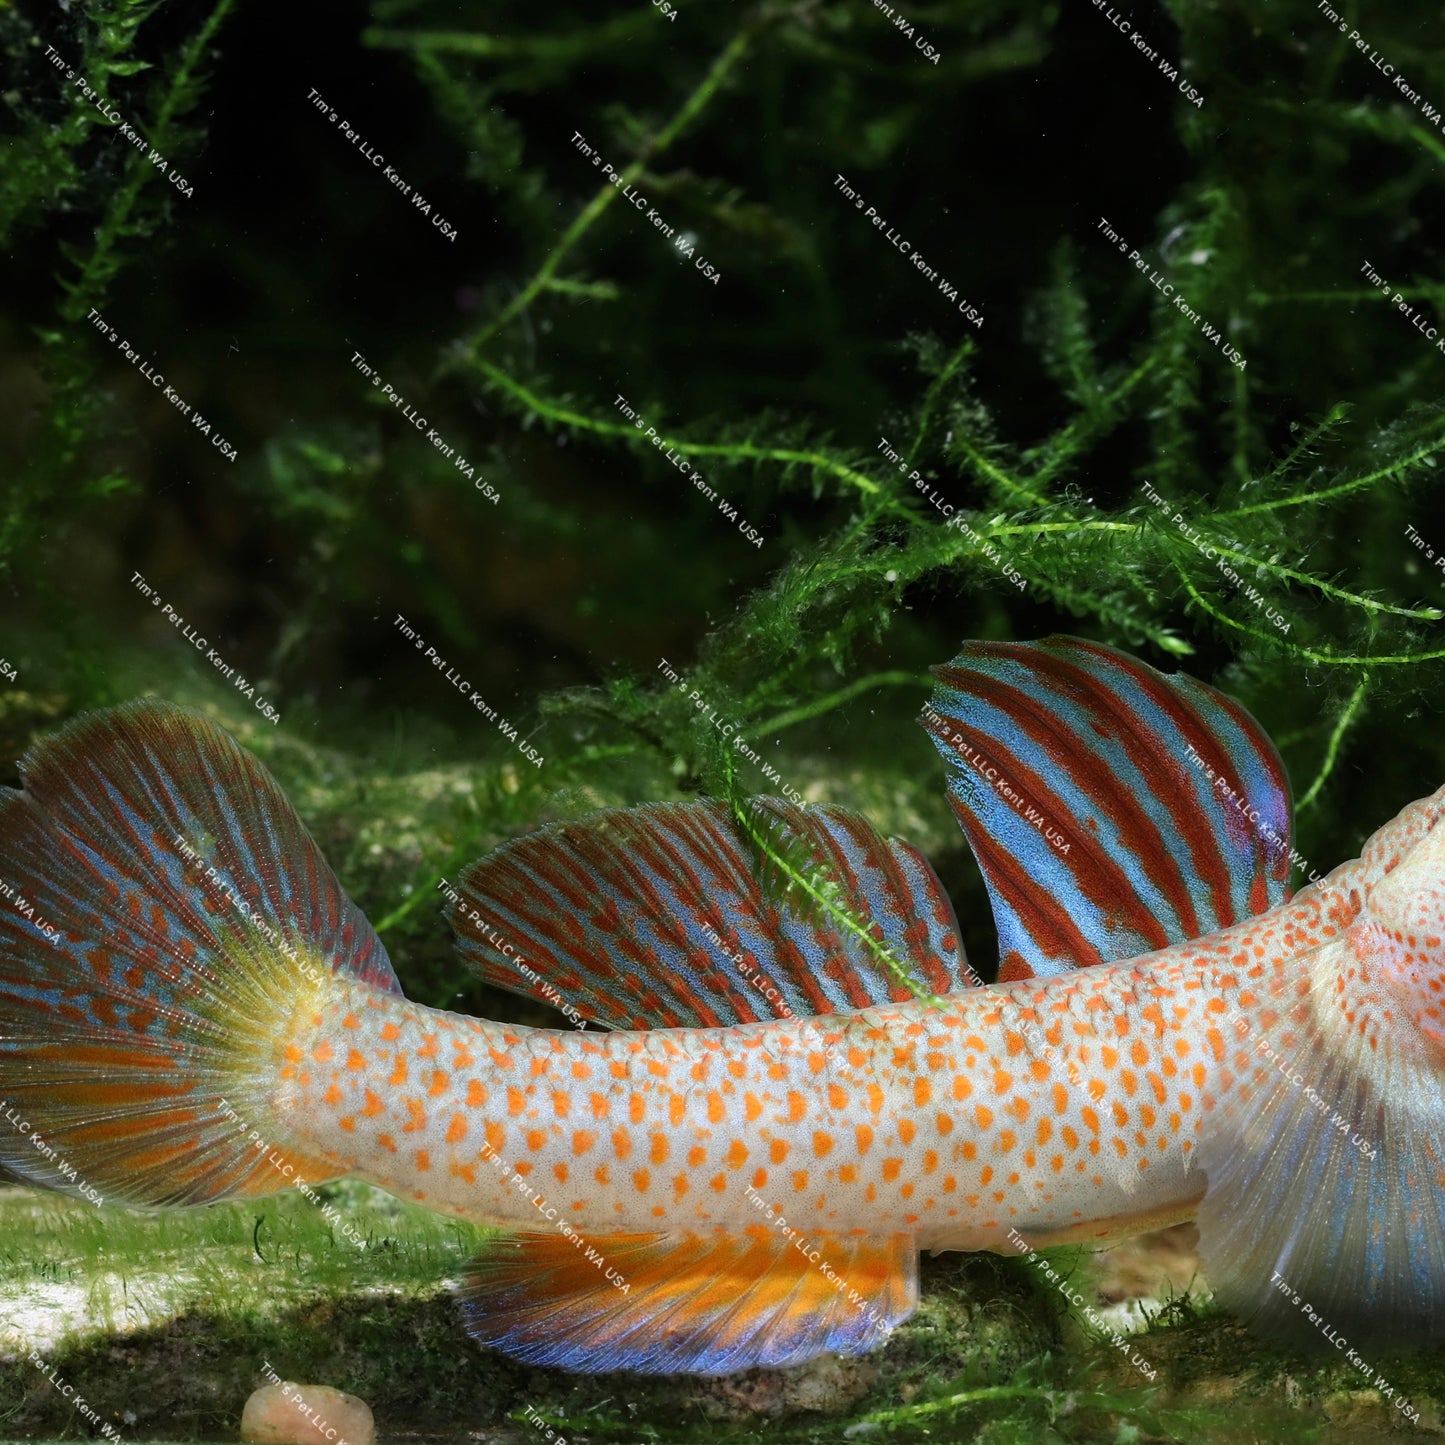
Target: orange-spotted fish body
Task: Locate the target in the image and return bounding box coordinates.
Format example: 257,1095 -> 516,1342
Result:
5,636 -> 1444,1374
276,851 -> 1364,1255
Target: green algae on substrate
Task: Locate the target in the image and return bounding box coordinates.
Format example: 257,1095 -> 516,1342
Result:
5,1186 -> 1445,1444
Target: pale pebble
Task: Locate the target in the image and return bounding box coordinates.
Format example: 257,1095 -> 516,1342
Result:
240,1382 -> 375,1445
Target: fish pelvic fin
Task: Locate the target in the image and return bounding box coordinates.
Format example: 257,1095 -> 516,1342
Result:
458,1225 -> 918,1374
923,635 -> 1292,981
452,799 -> 973,1030
0,700 -> 397,1207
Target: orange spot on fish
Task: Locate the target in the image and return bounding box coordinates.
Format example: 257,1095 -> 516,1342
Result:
447,1115 -> 468,1144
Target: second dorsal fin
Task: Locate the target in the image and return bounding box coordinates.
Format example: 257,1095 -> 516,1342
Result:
921,636 -> 1293,981
450,798 -> 975,1030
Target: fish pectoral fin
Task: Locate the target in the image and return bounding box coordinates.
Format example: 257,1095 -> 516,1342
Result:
457,1226 -> 918,1374
1191,969 -> 1445,1347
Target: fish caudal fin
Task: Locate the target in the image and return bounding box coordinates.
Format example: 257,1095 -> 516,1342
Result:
459,1227 -> 917,1374
0,700 -> 400,1208
922,635 -> 1292,981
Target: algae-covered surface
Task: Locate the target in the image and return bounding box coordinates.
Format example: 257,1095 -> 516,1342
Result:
8,0 -> 1445,1439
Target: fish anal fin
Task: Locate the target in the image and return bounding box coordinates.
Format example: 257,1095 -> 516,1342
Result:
458,1227 -> 918,1374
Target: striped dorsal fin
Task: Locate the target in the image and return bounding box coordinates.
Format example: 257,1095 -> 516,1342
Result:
451,799 -> 976,1029
921,636 -> 1292,981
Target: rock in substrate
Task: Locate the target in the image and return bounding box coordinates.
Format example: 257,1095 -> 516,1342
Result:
240,1382 -> 375,1445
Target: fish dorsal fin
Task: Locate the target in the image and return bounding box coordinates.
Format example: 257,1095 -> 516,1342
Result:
458,1228 -> 918,1374
921,636 -> 1292,981
451,798 -> 974,1030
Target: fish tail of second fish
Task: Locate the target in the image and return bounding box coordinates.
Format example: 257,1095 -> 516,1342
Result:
0,699 -> 404,1208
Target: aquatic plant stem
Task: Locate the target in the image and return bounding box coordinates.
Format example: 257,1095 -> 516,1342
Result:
1295,672 -> 1370,814
456,24 -> 757,361
472,357 -> 884,500
754,671 -> 932,736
